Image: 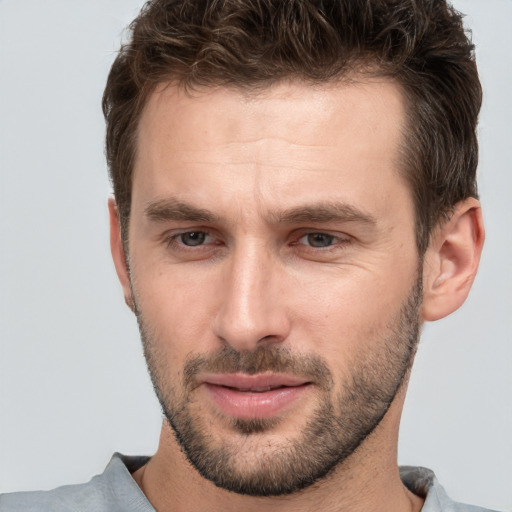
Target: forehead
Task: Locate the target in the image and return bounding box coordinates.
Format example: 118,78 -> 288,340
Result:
137,77 -> 405,155
132,79 -> 409,221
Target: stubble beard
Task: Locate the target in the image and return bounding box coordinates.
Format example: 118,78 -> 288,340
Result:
135,277 -> 423,497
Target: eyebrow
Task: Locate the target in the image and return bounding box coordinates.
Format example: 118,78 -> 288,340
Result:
270,203 -> 377,226
144,198 -> 376,226
144,198 -> 219,223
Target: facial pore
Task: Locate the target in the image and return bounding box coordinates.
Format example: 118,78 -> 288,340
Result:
134,275 -> 422,496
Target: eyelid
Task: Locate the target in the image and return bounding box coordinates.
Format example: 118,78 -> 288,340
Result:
161,227 -> 352,251
164,228 -> 217,248
290,231 -> 353,257
294,229 -> 351,242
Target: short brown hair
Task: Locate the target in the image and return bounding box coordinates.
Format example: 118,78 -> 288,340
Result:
103,0 -> 482,254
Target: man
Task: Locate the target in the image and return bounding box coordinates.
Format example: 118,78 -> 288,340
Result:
0,0 -> 498,510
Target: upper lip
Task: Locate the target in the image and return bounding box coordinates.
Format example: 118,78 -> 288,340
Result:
201,373 -> 310,391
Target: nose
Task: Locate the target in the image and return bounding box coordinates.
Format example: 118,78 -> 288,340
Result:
212,242 -> 291,351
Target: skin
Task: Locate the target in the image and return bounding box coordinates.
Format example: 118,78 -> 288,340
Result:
109,79 -> 484,512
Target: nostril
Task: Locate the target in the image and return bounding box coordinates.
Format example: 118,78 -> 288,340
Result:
256,334 -> 287,347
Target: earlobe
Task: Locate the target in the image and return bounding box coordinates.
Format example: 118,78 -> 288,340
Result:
421,198 -> 485,322
108,198 -> 135,312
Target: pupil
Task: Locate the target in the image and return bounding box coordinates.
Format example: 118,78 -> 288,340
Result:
308,233 -> 333,248
181,232 -> 205,246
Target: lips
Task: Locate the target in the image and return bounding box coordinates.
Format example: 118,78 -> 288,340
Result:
201,373 -> 312,420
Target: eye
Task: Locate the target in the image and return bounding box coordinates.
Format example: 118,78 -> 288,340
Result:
177,231 -> 209,246
163,229 -> 223,261
299,233 -> 337,248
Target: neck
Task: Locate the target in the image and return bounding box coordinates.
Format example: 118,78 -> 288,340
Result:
132,394 -> 424,512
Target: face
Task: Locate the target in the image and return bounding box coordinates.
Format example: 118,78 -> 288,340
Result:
125,79 -> 422,496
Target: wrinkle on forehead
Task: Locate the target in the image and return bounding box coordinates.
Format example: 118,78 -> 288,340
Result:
138,77 -> 405,150
133,78 -> 410,231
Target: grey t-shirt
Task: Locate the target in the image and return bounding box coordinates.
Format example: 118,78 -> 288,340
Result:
0,454 -> 500,511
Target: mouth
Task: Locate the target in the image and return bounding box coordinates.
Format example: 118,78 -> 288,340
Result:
200,373 -> 312,420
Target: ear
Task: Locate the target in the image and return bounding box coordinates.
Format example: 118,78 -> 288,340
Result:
422,198 -> 485,322
108,198 -> 135,312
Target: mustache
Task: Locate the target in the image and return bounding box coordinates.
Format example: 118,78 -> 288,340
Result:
183,345 -> 333,391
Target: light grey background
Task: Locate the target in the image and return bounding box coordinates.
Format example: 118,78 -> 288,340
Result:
0,1 -> 510,510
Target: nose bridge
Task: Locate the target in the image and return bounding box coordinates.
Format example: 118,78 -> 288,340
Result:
213,238 -> 289,350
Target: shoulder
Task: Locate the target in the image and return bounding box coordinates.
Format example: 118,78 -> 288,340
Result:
0,479 -> 112,512
0,454 -> 152,512
400,466 -> 501,512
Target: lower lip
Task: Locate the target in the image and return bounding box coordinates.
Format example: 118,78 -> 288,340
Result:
203,383 -> 311,419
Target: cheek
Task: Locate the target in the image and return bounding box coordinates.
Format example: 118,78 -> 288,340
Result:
130,238 -> 418,366
289,266 -> 414,355
132,261 -> 221,356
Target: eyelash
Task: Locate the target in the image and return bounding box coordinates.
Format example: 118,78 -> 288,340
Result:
165,230 -> 217,250
295,233 -> 350,250
164,229 -> 351,253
